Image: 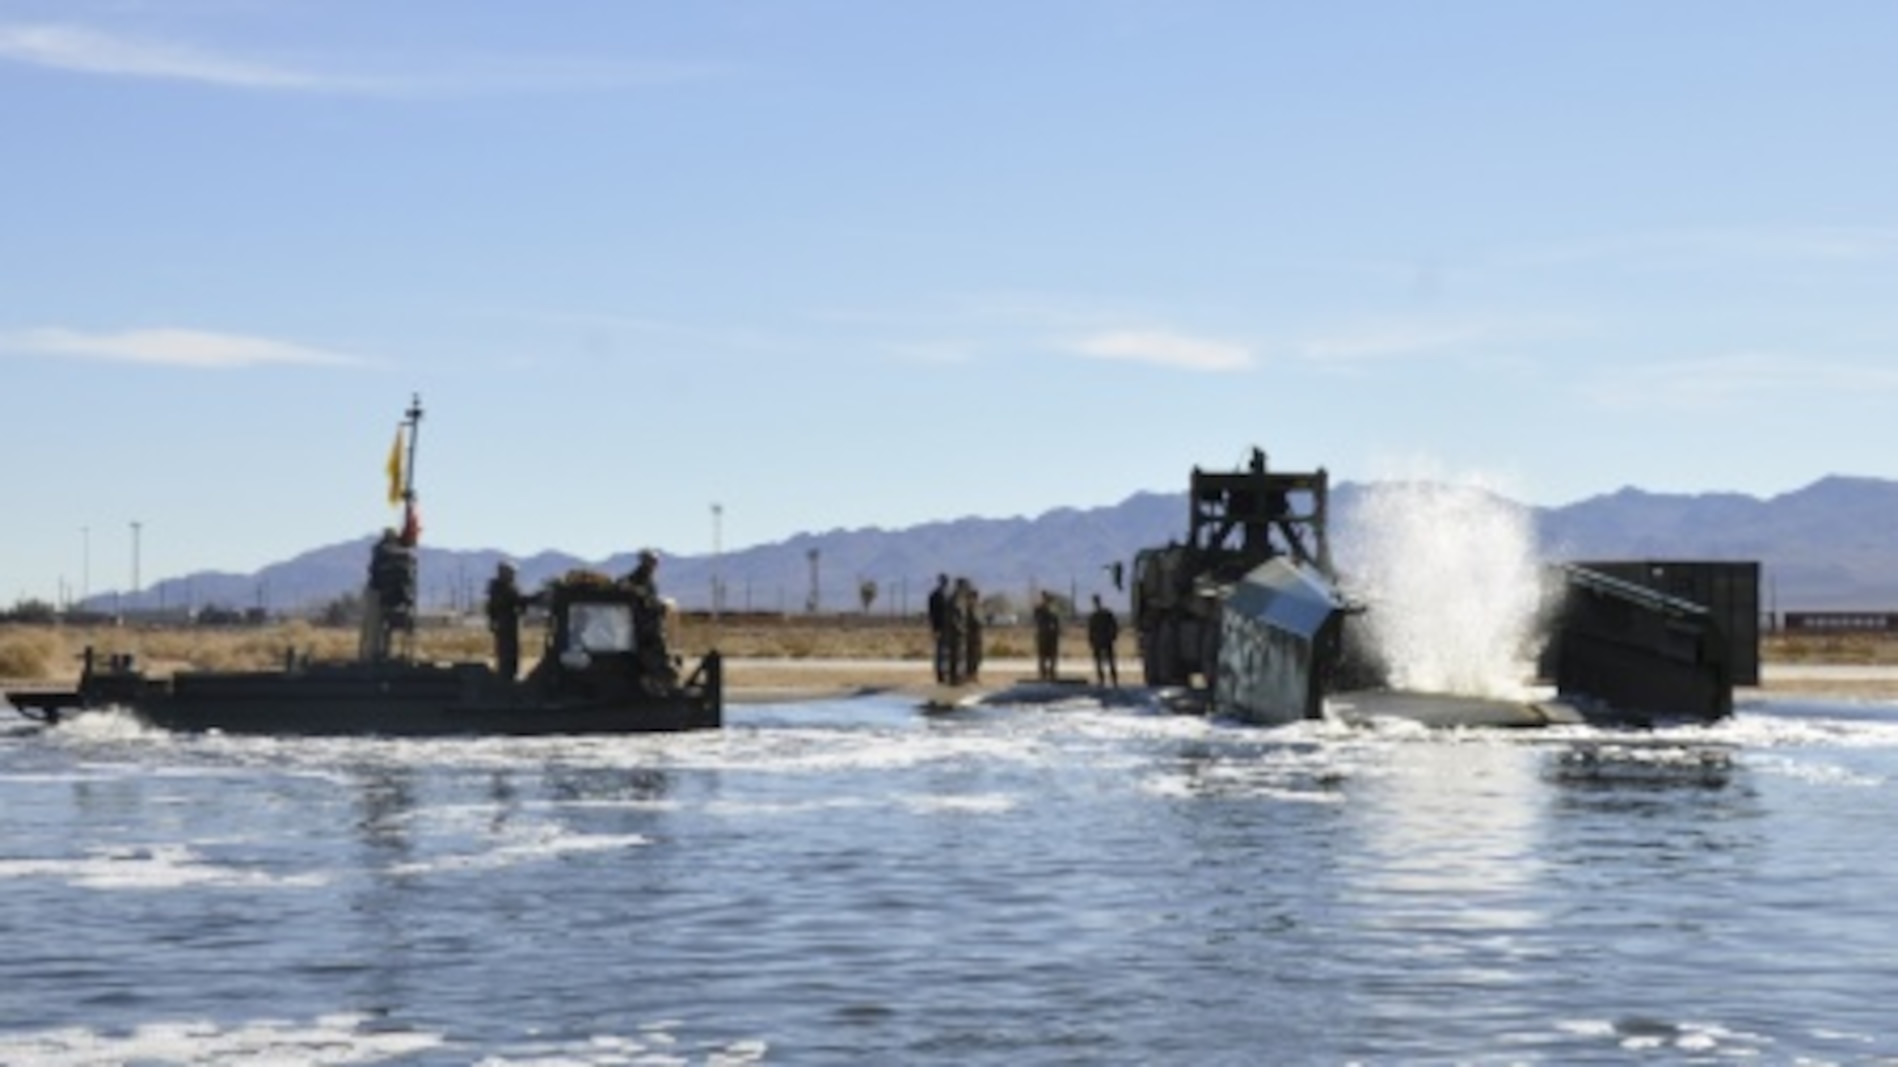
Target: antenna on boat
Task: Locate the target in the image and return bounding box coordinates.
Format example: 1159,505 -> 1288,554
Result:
399,394 -> 423,546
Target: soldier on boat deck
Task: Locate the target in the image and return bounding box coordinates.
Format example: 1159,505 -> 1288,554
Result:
626,550 -> 660,603
485,561 -> 536,680
362,527 -> 417,661
623,549 -> 678,690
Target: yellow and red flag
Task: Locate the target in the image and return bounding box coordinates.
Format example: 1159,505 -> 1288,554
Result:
385,426 -> 405,506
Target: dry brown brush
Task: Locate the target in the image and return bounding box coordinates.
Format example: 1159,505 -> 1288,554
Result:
29,616 -> 1880,680
0,614 -> 1127,683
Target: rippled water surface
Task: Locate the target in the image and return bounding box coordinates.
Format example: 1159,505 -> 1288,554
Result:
5,692 -> 1898,1064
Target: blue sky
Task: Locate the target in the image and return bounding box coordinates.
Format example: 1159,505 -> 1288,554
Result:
6,1 -> 1898,606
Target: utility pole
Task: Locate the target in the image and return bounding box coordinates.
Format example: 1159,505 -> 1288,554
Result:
129,520 -> 142,614
711,502 -> 724,621
806,548 -> 821,614
80,525 -> 90,606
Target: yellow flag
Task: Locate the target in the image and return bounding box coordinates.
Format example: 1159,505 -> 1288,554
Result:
385,427 -> 405,505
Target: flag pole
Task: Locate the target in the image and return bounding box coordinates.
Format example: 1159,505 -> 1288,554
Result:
400,394 -> 423,545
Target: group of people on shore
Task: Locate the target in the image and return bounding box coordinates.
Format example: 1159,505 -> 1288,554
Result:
928,574 -> 1120,689
926,574 -> 988,686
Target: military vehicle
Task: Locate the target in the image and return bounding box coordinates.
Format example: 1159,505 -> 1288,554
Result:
1129,449 -> 1754,728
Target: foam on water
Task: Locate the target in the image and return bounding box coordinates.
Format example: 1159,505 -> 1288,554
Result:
384,827 -> 652,878
1554,1017 -> 1786,1058
0,1014 -> 444,1066
44,706 -> 170,743
1339,472 -> 1544,700
704,794 -> 879,818
897,791 -> 1018,814
0,1014 -> 770,1067
0,842 -> 331,891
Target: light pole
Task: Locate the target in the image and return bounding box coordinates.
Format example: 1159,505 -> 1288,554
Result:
129,520 -> 142,613
806,548 -> 821,614
711,502 -> 724,621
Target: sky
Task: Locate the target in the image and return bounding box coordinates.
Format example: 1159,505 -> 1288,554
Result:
5,0 -> 1898,606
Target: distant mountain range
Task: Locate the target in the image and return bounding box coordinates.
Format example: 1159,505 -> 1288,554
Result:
95,475 -> 1898,618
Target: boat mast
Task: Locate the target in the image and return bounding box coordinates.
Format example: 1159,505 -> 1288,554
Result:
400,394 -> 422,544
403,394 -> 422,501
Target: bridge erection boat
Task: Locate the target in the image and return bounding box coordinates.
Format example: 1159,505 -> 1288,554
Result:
4,397 -> 722,737
7,580 -> 723,737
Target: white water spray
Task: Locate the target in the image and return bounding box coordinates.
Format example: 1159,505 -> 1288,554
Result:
1338,473 -> 1545,701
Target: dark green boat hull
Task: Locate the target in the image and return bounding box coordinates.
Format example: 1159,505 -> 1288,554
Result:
12,654 -> 722,737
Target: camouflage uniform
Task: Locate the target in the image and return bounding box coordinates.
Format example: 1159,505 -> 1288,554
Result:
1088,595 -> 1120,687
962,581 -> 984,683
624,552 -> 676,689
1034,593 -> 1061,681
486,563 -> 527,680
928,575 -> 951,683
365,529 -> 416,661
942,579 -> 969,685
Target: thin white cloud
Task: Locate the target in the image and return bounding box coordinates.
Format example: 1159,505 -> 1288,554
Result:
1580,352 -> 1898,411
400,54 -> 723,97
0,22 -> 723,96
1070,330 -> 1253,372
0,23 -> 339,90
1,327 -> 362,369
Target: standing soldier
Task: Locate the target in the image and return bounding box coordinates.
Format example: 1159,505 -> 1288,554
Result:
942,577 -> 969,685
963,579 -> 984,684
362,527 -> 416,661
1088,594 -> 1120,687
626,549 -> 661,602
928,573 -> 951,683
486,561 -> 528,680
1034,591 -> 1062,681
624,549 -> 676,688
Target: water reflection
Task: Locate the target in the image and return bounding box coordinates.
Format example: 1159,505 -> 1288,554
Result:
1347,742 -> 1548,904
1154,737 -> 1349,802
1538,738 -> 1763,894
1542,737 -> 1761,845
1546,739 -> 1736,792
486,770 -> 518,834
541,764 -> 669,804
350,765 -> 418,861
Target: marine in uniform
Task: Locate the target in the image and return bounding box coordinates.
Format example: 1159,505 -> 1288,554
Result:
486,561 -> 529,679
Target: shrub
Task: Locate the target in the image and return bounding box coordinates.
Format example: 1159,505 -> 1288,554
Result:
0,630 -> 61,679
